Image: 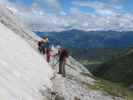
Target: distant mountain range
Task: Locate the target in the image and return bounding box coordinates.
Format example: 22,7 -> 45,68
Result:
35,29 -> 133,48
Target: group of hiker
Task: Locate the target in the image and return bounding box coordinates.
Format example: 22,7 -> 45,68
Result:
38,36 -> 69,77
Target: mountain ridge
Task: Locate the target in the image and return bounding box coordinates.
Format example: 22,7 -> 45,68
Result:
35,30 -> 133,48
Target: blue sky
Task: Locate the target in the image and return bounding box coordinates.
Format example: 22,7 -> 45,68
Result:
7,0 -> 133,14
1,0 -> 133,31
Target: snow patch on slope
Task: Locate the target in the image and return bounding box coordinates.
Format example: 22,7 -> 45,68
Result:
0,22 -> 53,100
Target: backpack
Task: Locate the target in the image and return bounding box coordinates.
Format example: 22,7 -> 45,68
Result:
62,49 -> 69,58
59,48 -> 69,61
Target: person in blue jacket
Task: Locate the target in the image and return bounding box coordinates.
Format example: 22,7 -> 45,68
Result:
38,36 -> 51,62
42,36 -> 51,62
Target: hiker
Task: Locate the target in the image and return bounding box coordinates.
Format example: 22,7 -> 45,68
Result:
58,48 -> 69,77
42,36 -> 49,53
46,47 -> 51,63
42,36 -> 51,63
38,36 -> 51,63
38,36 -> 49,54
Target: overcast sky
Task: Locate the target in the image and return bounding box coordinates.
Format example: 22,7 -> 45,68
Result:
1,0 -> 133,31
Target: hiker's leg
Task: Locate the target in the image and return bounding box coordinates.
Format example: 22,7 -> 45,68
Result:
46,49 -> 50,63
59,61 -> 63,74
43,48 -> 46,54
62,61 -> 66,77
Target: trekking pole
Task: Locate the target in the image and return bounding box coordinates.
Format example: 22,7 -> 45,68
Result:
65,63 -> 77,71
52,61 -> 77,71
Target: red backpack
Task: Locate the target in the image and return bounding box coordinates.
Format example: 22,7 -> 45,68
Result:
62,49 -> 69,58
59,48 -> 69,61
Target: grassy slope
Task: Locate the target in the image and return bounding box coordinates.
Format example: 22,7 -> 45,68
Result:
82,73 -> 133,100
69,48 -> 129,73
93,49 -> 133,86
89,78 -> 133,100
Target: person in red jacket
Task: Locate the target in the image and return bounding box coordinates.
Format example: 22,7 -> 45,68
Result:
46,48 -> 51,63
58,48 -> 69,77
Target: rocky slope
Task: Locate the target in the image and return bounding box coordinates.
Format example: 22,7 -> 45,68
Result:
0,13 -> 53,100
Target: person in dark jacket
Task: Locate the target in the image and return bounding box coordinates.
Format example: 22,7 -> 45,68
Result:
38,40 -> 44,54
58,48 -> 69,77
38,36 -> 51,63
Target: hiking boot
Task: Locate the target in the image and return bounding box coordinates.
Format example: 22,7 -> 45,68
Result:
58,72 -> 62,74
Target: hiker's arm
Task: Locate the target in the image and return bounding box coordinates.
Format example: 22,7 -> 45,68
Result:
52,52 -> 59,58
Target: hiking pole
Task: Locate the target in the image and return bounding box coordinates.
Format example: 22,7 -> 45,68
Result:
65,63 -> 77,71
52,61 -> 77,71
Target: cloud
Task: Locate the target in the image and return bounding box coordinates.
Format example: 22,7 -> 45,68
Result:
0,0 -> 8,4
31,0 -> 62,14
17,7 -> 133,32
19,7 -> 133,32
111,0 -> 125,4
0,0 -> 133,32
72,0 -> 123,16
